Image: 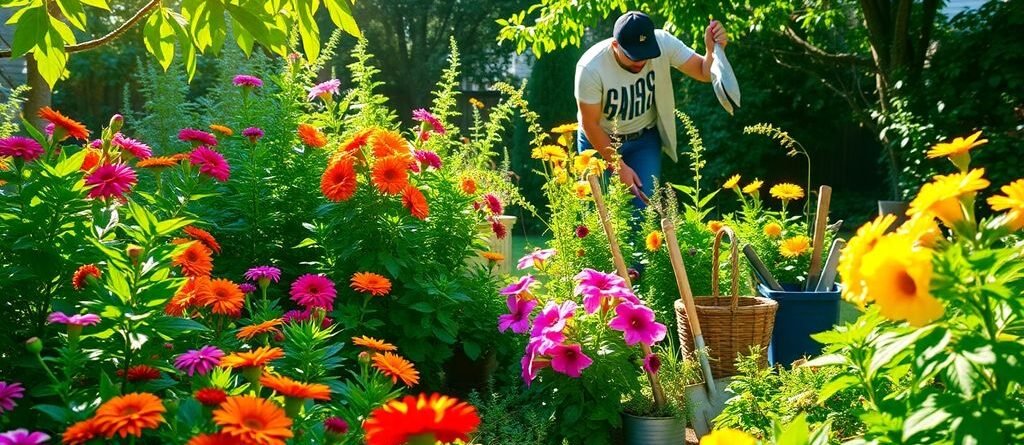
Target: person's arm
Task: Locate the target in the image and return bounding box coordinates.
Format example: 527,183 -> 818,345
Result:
677,20 -> 728,83
579,101 -> 642,188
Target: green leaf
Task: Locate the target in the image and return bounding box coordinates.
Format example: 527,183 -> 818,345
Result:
55,0 -> 87,31
35,29 -> 69,88
225,3 -> 271,44
54,149 -> 86,176
33,404 -> 71,423
294,0 -> 320,62
775,414 -> 810,445
99,370 -> 119,399
816,374 -> 858,404
143,9 -> 176,70
79,0 -> 109,9
324,0 -> 360,37
177,398 -> 202,429
868,328 -> 928,378
10,6 -> 48,58
151,316 -> 210,335
801,353 -> 846,368
167,11 -> 197,80
409,302 -> 434,313
463,341 -> 481,360
903,402 -> 951,441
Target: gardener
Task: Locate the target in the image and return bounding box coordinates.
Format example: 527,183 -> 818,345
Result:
576,11 -> 729,208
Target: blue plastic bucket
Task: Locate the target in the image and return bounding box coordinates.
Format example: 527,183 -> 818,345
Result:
757,283 -> 841,367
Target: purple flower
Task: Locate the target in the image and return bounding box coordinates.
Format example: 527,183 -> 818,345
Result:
89,139 -> 103,149
239,283 -> 258,294
290,274 -> 337,311
44,123 -> 55,137
483,193 -> 503,215
643,353 -> 662,374
0,381 -> 24,413
324,416 -> 349,435
242,127 -> 264,143
608,302 -> 667,347
574,268 -> 639,314
178,128 -> 219,147
549,344 -> 593,378
0,136 -> 44,162
529,300 -> 576,345
575,225 -> 590,238
413,150 -> 442,170
112,133 -> 152,159
498,295 -> 537,334
245,265 -> 282,284
517,248 -> 556,270
233,74 -> 263,88
412,108 -> 445,134
46,312 -> 101,326
308,79 -> 341,101
174,345 -> 224,376
0,429 -> 50,445
500,275 -> 536,298
282,308 -> 333,328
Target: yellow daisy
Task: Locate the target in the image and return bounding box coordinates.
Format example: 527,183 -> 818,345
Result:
645,231 -> 663,251
722,174 -> 741,190
770,183 -> 805,201
860,234 -> 942,327
838,215 -> 897,306
742,179 -> 763,195
926,130 -> 986,170
987,179 -> 1024,231
763,222 -> 782,238
779,235 -> 811,258
908,168 -> 989,227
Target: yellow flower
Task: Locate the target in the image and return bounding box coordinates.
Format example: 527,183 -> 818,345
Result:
897,214 -> 942,248
586,156 -> 608,176
779,235 -> 811,258
908,169 -> 989,227
0,156 -> 10,171
481,251 -> 504,263
722,174 -> 741,190
860,234 -> 943,327
770,183 -> 805,201
531,145 -> 568,164
839,215 -> 897,306
742,179 -> 763,195
763,222 -> 782,238
700,428 -> 757,445
927,131 -> 986,170
209,124 -> 234,137
707,220 -> 724,233
573,150 -> 599,176
550,123 -> 579,134
469,97 -> 485,109
573,181 -> 591,199
645,231 -> 663,251
553,167 -> 568,184
987,179 -> 1024,231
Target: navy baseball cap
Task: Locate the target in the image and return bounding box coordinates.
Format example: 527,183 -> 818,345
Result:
614,11 -> 661,61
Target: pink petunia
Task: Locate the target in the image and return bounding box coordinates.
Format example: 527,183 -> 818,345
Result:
573,268 -> 639,314
308,79 -> 341,101
174,345 -> 224,376
498,295 -> 537,334
608,302 -> 667,347
529,300 -> 576,346
290,274 -> 337,311
517,248 -> 556,270
520,339 -> 552,386
413,150 -> 442,170
46,312 -> 101,326
500,275 -> 536,298
178,128 -> 219,147
112,133 -> 152,159
0,381 -> 24,413
549,343 -> 593,378
189,146 -> 230,182
85,163 -> 137,199
0,429 -> 50,445
412,108 -> 445,134
0,136 -> 44,162
233,74 -> 263,88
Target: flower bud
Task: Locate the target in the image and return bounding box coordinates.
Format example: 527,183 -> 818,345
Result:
109,114 -> 124,133
126,244 -> 143,264
26,337 -> 43,354
358,351 -> 371,365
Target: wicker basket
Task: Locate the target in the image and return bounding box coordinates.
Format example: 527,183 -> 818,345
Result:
674,227 -> 778,378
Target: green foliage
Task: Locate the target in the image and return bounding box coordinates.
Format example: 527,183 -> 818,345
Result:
468,381 -> 553,445
0,86 -> 30,137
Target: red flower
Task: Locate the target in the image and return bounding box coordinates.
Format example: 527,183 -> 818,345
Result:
126,365 -> 161,382
364,393 -> 480,445
72,264 -> 102,290
401,185 -> 429,219
195,387 -> 228,407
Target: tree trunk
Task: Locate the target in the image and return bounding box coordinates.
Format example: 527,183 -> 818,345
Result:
23,54 -> 51,130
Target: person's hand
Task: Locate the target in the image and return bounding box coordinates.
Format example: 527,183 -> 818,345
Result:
617,160 -> 642,190
705,19 -> 728,50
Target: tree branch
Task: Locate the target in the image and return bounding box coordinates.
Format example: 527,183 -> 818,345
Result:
0,0 -> 161,58
890,0 -> 912,69
782,26 -> 875,69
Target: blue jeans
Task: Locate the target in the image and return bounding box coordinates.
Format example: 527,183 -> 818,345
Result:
578,128 -> 662,209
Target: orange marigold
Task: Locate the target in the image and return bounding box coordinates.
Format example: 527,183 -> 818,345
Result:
461,177 -> 477,195
220,346 -> 285,369
209,124 -> 234,137
401,184 -> 430,219
72,264 -> 102,290
135,156 -> 180,169
481,251 -> 504,263
372,352 -> 420,386
259,373 -> 332,400
62,418 -> 100,445
297,123 -> 327,148
183,225 -> 221,254
371,156 -> 410,195
173,242 -> 213,277
213,396 -> 294,445
321,157 -> 358,202
371,130 -> 409,159
352,335 -> 398,352
204,279 -> 245,317
363,393 -> 480,445
39,106 -> 90,140
92,392 -> 166,438
351,272 -> 392,296
237,319 -> 284,341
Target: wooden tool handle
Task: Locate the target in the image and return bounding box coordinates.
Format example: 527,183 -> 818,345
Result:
806,185 -> 832,290
662,217 -> 703,338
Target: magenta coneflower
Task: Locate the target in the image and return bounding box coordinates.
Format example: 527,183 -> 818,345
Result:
47,312 -> 101,326
242,127 -> 264,143
483,193 -> 503,215
0,429 -> 50,445
112,133 -> 152,159
244,265 -> 281,284
490,217 -> 507,240
324,416 -> 349,436
239,283 -> 258,294
189,146 -> 230,182
290,274 -> 337,311
85,163 -> 137,199
412,108 -> 445,134
0,381 -> 24,413
233,74 -> 263,88
178,128 -> 219,147
413,150 -> 442,170
0,136 -> 44,161
174,345 -> 224,376
308,79 -> 341,101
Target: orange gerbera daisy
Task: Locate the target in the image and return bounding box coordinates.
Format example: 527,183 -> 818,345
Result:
38,106 -> 90,140
340,127 -> 377,158
481,251 -> 505,263
237,319 -> 284,341
220,346 -> 285,369
204,279 -> 245,317
72,264 -> 102,290
183,225 -> 221,254
372,352 -> 420,386
321,157 -> 358,202
460,177 -> 477,195
173,241 -> 213,277
81,148 -> 102,171
259,373 -> 331,400
371,156 -> 410,195
135,155 -> 180,170
62,418 -> 100,445
352,335 -> 398,352
401,184 -> 430,219
363,393 -> 480,445
371,130 -> 410,159
297,123 -> 327,148
166,276 -> 212,316
209,124 -> 234,137
213,396 -> 294,445
351,272 -> 392,296
92,392 -> 166,438
187,432 -> 238,445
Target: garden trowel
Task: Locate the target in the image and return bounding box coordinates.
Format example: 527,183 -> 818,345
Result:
710,43 -> 740,115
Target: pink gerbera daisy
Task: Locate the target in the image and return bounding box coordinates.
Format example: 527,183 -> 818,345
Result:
308,79 -> 341,101
290,274 -> 337,311
413,150 -> 442,170
47,312 -> 101,326
174,345 -> 224,377
244,265 -> 281,283
242,127 -> 264,143
232,74 -> 263,88
0,429 -> 50,445
412,108 -> 445,134
178,128 -> 219,147
483,193 -> 503,215
85,163 -> 137,199
0,136 -> 44,161
112,133 -> 152,160
0,381 -> 24,413
189,146 -> 230,182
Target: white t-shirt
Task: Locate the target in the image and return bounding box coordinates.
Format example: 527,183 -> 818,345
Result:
575,30 -> 696,135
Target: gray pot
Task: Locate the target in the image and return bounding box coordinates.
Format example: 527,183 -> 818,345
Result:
622,412 -> 686,445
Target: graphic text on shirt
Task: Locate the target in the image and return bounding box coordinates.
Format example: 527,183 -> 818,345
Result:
603,71 -> 656,123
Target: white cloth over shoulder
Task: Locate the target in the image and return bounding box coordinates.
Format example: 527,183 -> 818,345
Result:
710,43 -> 740,115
